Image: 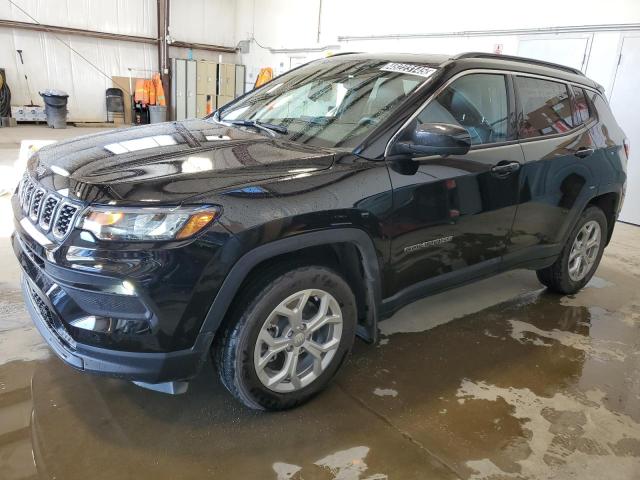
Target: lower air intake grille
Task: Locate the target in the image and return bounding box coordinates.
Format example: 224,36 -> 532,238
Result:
27,282 -> 76,349
64,286 -> 148,318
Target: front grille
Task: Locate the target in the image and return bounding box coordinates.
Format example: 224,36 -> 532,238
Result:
53,203 -> 80,238
17,174 -> 82,240
22,179 -> 35,213
29,188 -> 45,221
27,281 -> 76,349
39,195 -> 60,231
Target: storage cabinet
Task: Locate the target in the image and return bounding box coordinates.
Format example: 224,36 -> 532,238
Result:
216,95 -> 234,108
219,64 -> 236,97
197,62 -> 217,96
172,59 -> 244,120
196,94 -> 207,117
171,58 -> 187,121
235,65 -> 246,98
186,60 -> 197,118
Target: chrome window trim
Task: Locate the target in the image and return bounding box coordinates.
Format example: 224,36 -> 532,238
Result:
384,68 -> 599,157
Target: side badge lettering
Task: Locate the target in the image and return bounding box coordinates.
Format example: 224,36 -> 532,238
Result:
404,236 -> 453,254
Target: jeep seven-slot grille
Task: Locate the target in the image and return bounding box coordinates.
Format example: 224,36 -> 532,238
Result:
18,175 -> 82,240
29,188 -> 45,221
39,196 -> 60,230
53,204 -> 80,238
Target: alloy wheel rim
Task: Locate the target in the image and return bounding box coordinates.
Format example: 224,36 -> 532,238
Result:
568,220 -> 601,282
253,289 -> 343,393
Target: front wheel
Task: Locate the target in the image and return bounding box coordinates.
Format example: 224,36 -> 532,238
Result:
536,205 -> 608,294
213,265 -> 356,410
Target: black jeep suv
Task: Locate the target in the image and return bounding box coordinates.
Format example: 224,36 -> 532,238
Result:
13,52 -> 628,409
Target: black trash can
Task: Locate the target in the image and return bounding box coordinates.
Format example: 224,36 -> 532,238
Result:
40,89 -> 69,129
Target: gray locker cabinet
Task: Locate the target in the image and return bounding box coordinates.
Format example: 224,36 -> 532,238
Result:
196,62 -> 207,95
217,95 -> 234,109
171,58 -> 187,121
235,65 -> 246,98
196,94 -> 206,118
197,61 -> 218,98
206,63 -> 218,97
186,60 -> 197,118
219,64 -> 236,97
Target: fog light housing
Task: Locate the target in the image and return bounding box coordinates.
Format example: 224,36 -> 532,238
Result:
70,316 -> 151,335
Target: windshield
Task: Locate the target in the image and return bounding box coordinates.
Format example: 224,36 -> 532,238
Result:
216,58 -> 434,149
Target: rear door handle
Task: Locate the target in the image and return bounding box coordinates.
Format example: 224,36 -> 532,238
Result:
491,161 -> 521,177
575,147 -> 595,158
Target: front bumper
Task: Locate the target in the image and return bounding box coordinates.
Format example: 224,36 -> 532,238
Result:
19,258 -> 213,383
13,228 -> 217,384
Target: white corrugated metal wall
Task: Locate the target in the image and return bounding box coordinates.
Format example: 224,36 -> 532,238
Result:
0,0 -> 157,121
169,0 -> 235,47
0,0 -> 238,122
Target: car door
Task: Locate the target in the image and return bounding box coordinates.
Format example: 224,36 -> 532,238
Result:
507,75 -> 599,259
385,72 -> 523,298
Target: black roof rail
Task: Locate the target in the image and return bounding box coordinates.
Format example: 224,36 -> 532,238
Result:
453,52 -> 584,76
327,51 -> 362,57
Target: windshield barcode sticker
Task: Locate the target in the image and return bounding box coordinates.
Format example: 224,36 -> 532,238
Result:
380,62 -> 437,78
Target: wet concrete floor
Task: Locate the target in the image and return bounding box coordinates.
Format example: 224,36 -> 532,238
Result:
0,126 -> 639,479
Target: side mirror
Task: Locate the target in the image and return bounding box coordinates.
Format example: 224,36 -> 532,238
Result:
393,123 -> 471,157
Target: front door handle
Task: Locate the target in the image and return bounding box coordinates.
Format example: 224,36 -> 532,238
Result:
491,161 -> 521,177
575,147 -> 595,158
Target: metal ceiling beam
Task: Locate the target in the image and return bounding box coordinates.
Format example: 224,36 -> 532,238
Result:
0,18 -> 238,54
0,18 -> 157,44
338,23 -> 640,42
169,40 -> 237,54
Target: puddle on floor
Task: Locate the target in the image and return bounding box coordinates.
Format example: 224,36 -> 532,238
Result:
1,227 -> 639,479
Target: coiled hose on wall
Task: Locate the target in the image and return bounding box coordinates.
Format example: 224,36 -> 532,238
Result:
0,70 -> 11,118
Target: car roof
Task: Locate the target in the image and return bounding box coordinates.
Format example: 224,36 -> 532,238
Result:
327,52 -> 600,90
326,52 -> 451,67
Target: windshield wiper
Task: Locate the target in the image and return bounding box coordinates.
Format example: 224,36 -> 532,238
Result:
229,120 -> 288,136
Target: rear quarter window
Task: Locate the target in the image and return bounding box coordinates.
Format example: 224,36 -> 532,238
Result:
571,86 -> 594,125
516,76 -> 574,139
585,90 -> 624,148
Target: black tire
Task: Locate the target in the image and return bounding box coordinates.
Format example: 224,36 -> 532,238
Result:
536,205 -> 608,294
212,264 -> 357,410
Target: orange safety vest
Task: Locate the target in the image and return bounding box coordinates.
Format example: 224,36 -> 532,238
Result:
134,79 -> 151,105
153,73 -> 166,107
254,67 -> 274,88
146,79 -> 156,105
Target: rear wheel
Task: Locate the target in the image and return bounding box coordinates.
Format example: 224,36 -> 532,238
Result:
213,265 -> 356,410
536,205 -> 607,294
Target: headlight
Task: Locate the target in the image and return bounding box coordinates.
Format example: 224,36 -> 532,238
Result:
79,206 -> 220,241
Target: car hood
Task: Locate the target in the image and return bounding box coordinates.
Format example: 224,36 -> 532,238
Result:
28,119 -> 335,204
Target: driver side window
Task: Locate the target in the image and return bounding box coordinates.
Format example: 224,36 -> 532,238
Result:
416,73 -> 509,146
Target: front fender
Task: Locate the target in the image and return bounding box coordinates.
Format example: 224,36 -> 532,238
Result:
198,228 -> 383,346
